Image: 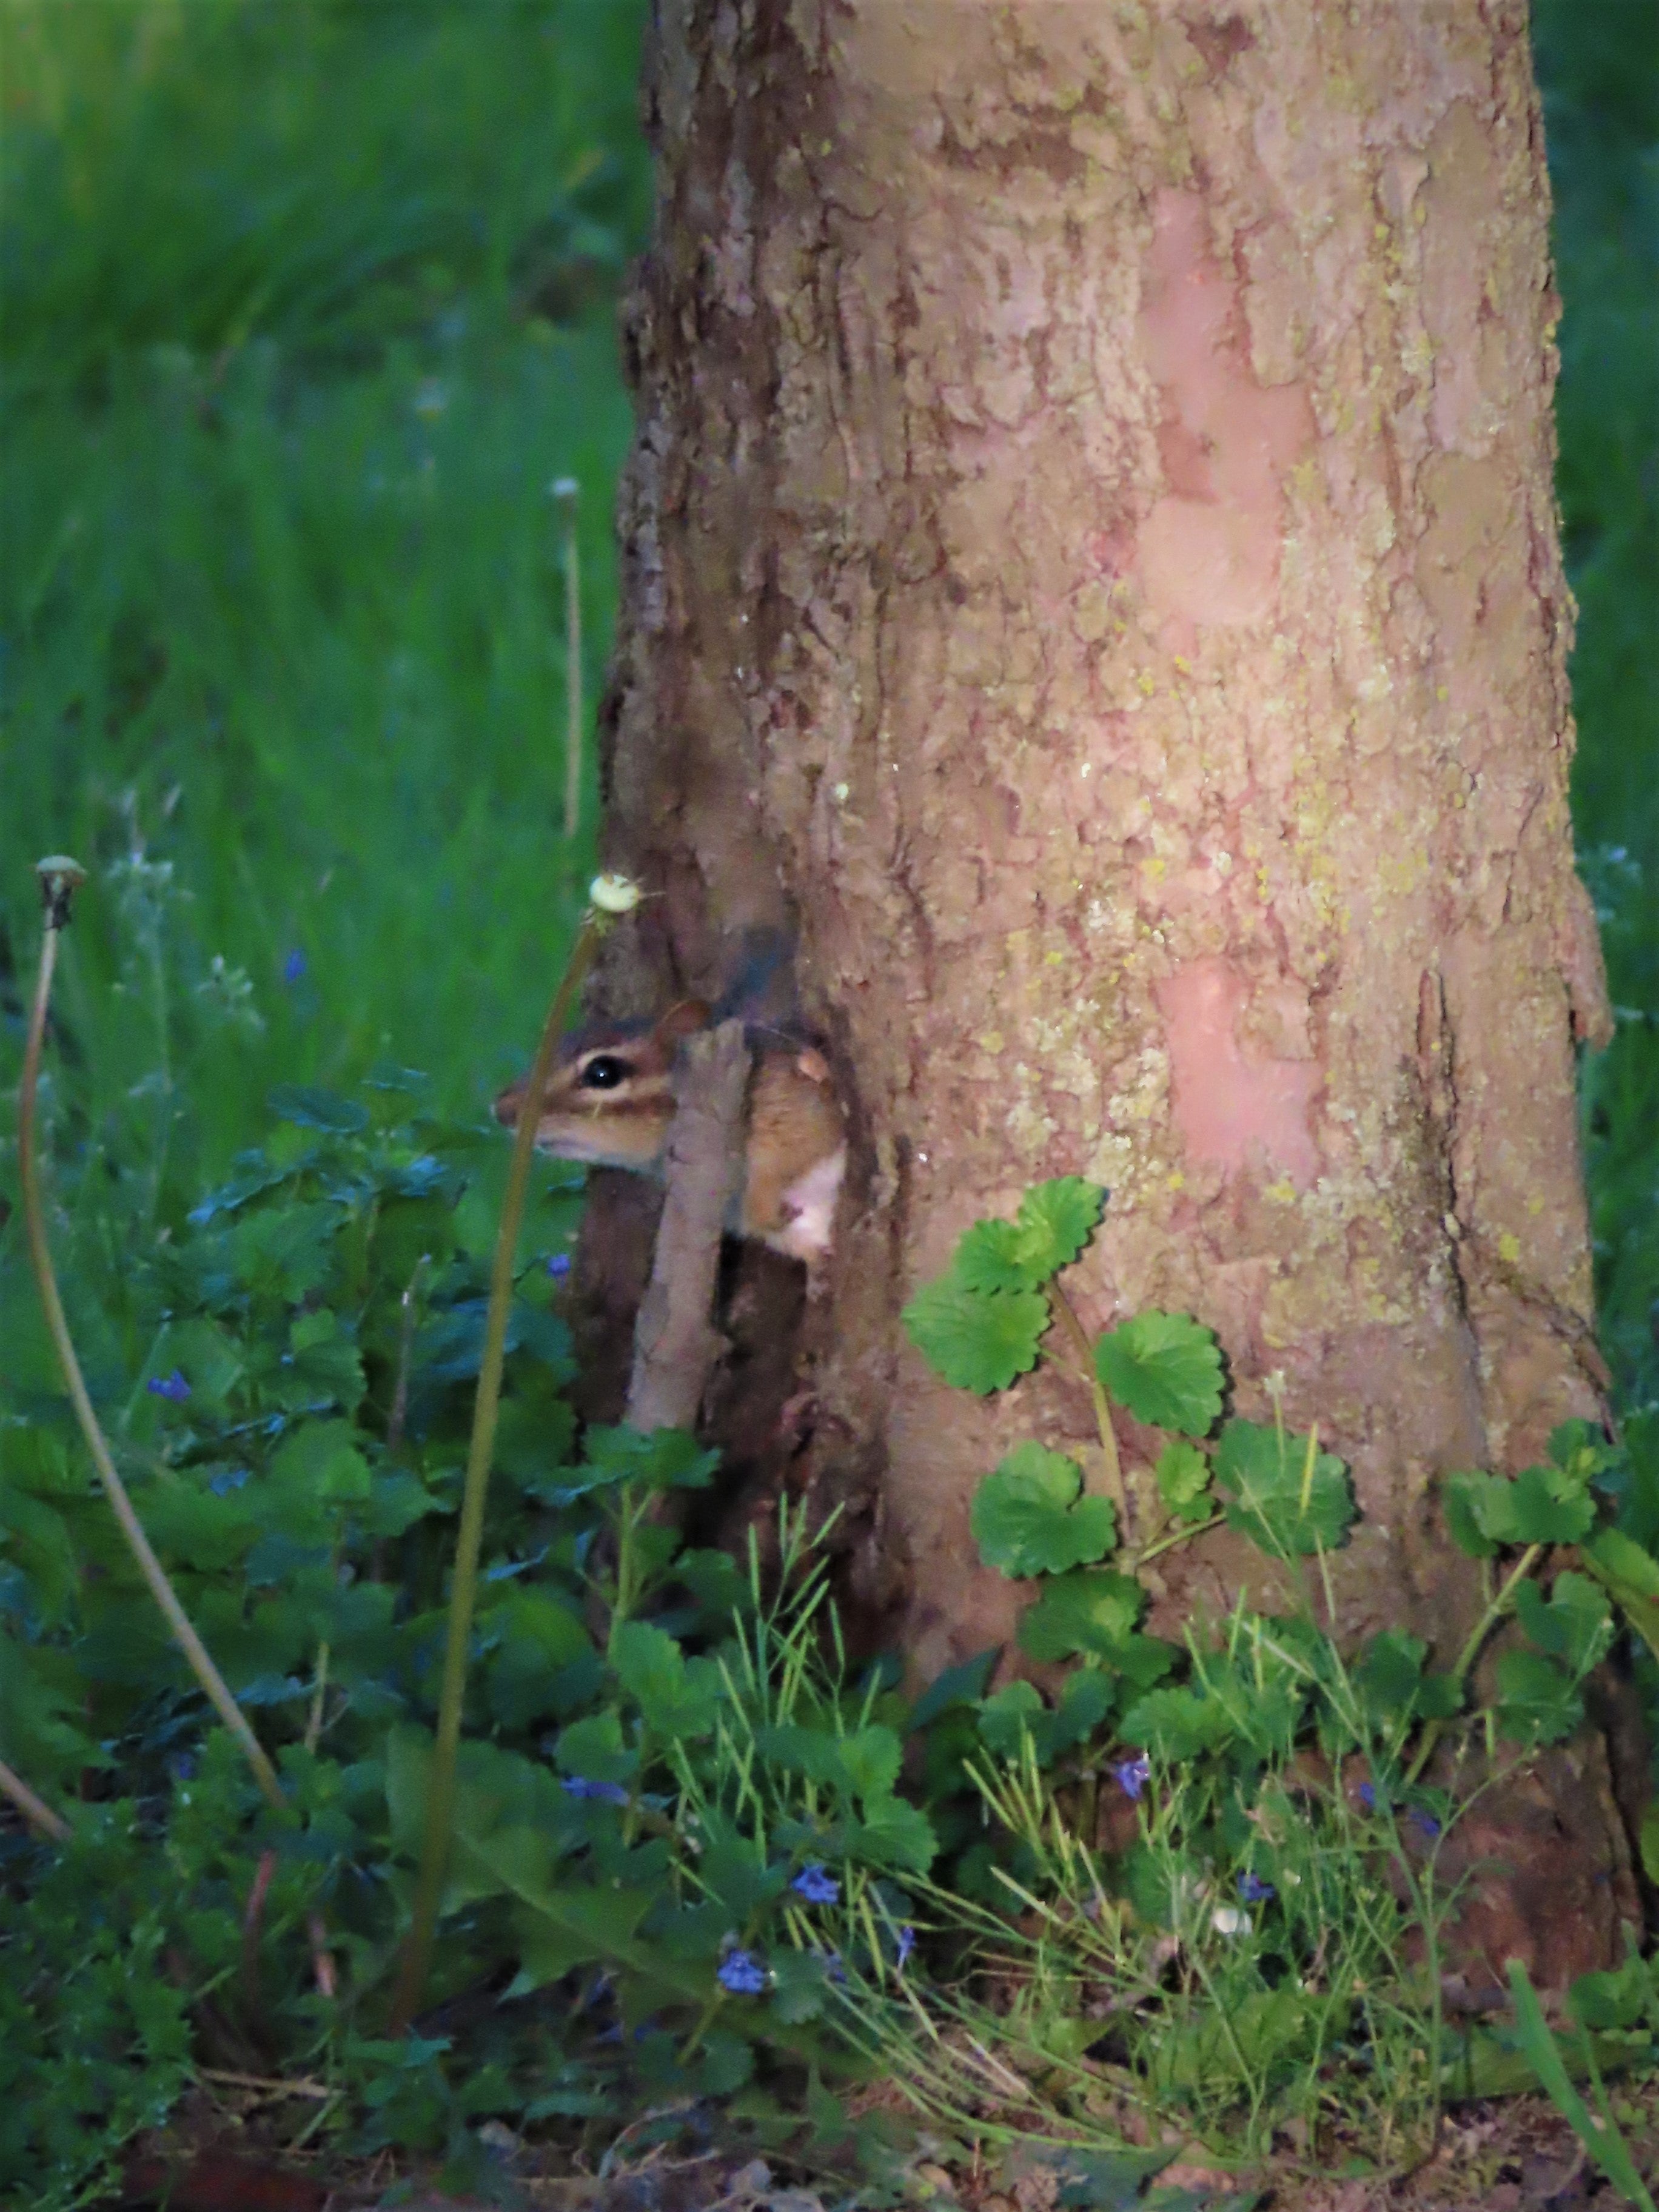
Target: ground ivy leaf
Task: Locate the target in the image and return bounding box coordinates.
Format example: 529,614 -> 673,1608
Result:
1494,1647 -> 1583,1746
971,1441 -> 1117,1577
1514,1570 -> 1612,1675
1504,1464 -> 1598,1546
1013,1177 -> 1106,1277
1017,1568 -> 1144,1661
268,1083 -> 369,1134
1154,1439 -> 1213,1522
953,1179 -> 1105,1293
902,1274 -> 1048,1393
1212,1418 -> 1355,1556
1443,1471 -> 1502,1558
1094,1311 -> 1224,1436
954,1220 -> 1037,1293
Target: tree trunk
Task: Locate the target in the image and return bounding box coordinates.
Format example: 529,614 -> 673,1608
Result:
593,0 -> 1641,1980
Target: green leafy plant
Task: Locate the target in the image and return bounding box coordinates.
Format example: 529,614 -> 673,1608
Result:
891,1181 -> 1659,2167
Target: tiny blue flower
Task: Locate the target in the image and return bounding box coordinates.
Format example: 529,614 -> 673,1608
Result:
791,1862 -> 840,1906
1410,1809 -> 1441,1841
894,1925 -> 916,1971
816,1948 -> 847,1985
147,1369 -> 191,1403
561,1775 -> 628,1806
1112,1752 -> 1151,1801
1356,1781 -> 1378,1811
283,949 -> 307,984
717,1949 -> 768,1996
546,1252 -> 573,1279
1238,1871 -> 1276,1903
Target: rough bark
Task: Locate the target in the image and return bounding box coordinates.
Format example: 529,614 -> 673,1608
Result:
592,0 -> 1637,1976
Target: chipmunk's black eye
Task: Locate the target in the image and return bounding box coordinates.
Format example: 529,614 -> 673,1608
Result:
578,1054 -> 629,1090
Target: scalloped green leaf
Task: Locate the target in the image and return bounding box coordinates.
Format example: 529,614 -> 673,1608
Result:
902,1274 -> 1049,1393
1447,1464 -> 1597,1551
1094,1310 -> 1224,1436
609,1620 -> 720,1739
1154,1439 -> 1213,1523
268,1083 -> 369,1134
1212,1418 -> 1355,1557
1443,1471 -> 1502,1558
1119,1684 -> 1235,1761
971,1443 -> 1118,1577
1494,1647 -> 1583,1747
954,1178 -> 1106,1294
1017,1569 -> 1145,1661
1514,1571 -> 1613,1675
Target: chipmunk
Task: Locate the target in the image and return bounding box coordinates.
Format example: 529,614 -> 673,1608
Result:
493,999 -> 846,1265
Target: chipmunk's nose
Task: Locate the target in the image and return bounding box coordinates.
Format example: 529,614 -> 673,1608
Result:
492,1081 -> 523,1128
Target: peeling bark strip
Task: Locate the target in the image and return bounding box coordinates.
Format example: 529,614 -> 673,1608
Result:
598,1 -> 1632,1972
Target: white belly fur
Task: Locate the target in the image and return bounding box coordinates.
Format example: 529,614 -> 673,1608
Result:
762,1145 -> 846,1262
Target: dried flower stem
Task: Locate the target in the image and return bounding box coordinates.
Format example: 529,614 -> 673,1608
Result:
556,477 -> 582,840
0,1754 -> 70,1843
19,863 -> 285,1815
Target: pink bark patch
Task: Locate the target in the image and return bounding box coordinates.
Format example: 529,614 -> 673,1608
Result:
1159,957 -> 1321,1187
1136,190 -> 1314,628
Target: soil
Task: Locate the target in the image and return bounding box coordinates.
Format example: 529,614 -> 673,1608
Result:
110,2073 -> 1659,2212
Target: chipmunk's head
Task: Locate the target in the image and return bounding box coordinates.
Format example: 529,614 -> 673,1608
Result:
492,1000 -> 710,1170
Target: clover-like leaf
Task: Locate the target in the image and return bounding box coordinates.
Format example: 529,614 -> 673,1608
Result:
1154,1439 -> 1214,1523
971,1443 -> 1118,1577
902,1273 -> 1048,1394
1017,1569 -> 1144,1661
1212,1418 -> 1355,1556
1094,1310 -> 1224,1436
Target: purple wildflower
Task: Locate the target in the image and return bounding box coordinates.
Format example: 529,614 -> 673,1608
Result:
147,1369 -> 191,1403
717,1949 -> 768,1996
1410,1809 -> 1441,1841
283,949 -> 307,984
561,1775 -> 628,1806
546,1252 -> 573,1279
1112,1752 -> 1151,1801
1238,1871 -> 1276,1903
1356,1781 -> 1378,1811
894,1925 -> 916,1971
817,1948 -> 847,1985
791,1863 -> 840,1906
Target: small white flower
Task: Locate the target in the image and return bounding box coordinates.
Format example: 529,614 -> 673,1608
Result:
1210,1905 -> 1250,1938
588,872 -> 642,915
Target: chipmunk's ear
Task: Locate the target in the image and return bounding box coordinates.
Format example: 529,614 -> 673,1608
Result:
655,999 -> 712,1045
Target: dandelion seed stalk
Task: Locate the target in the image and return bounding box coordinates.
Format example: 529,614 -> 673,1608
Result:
390,888 -> 620,2031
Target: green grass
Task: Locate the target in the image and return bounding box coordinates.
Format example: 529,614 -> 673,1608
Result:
1537,0 -> 1659,1414
1,0 -> 650,1215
